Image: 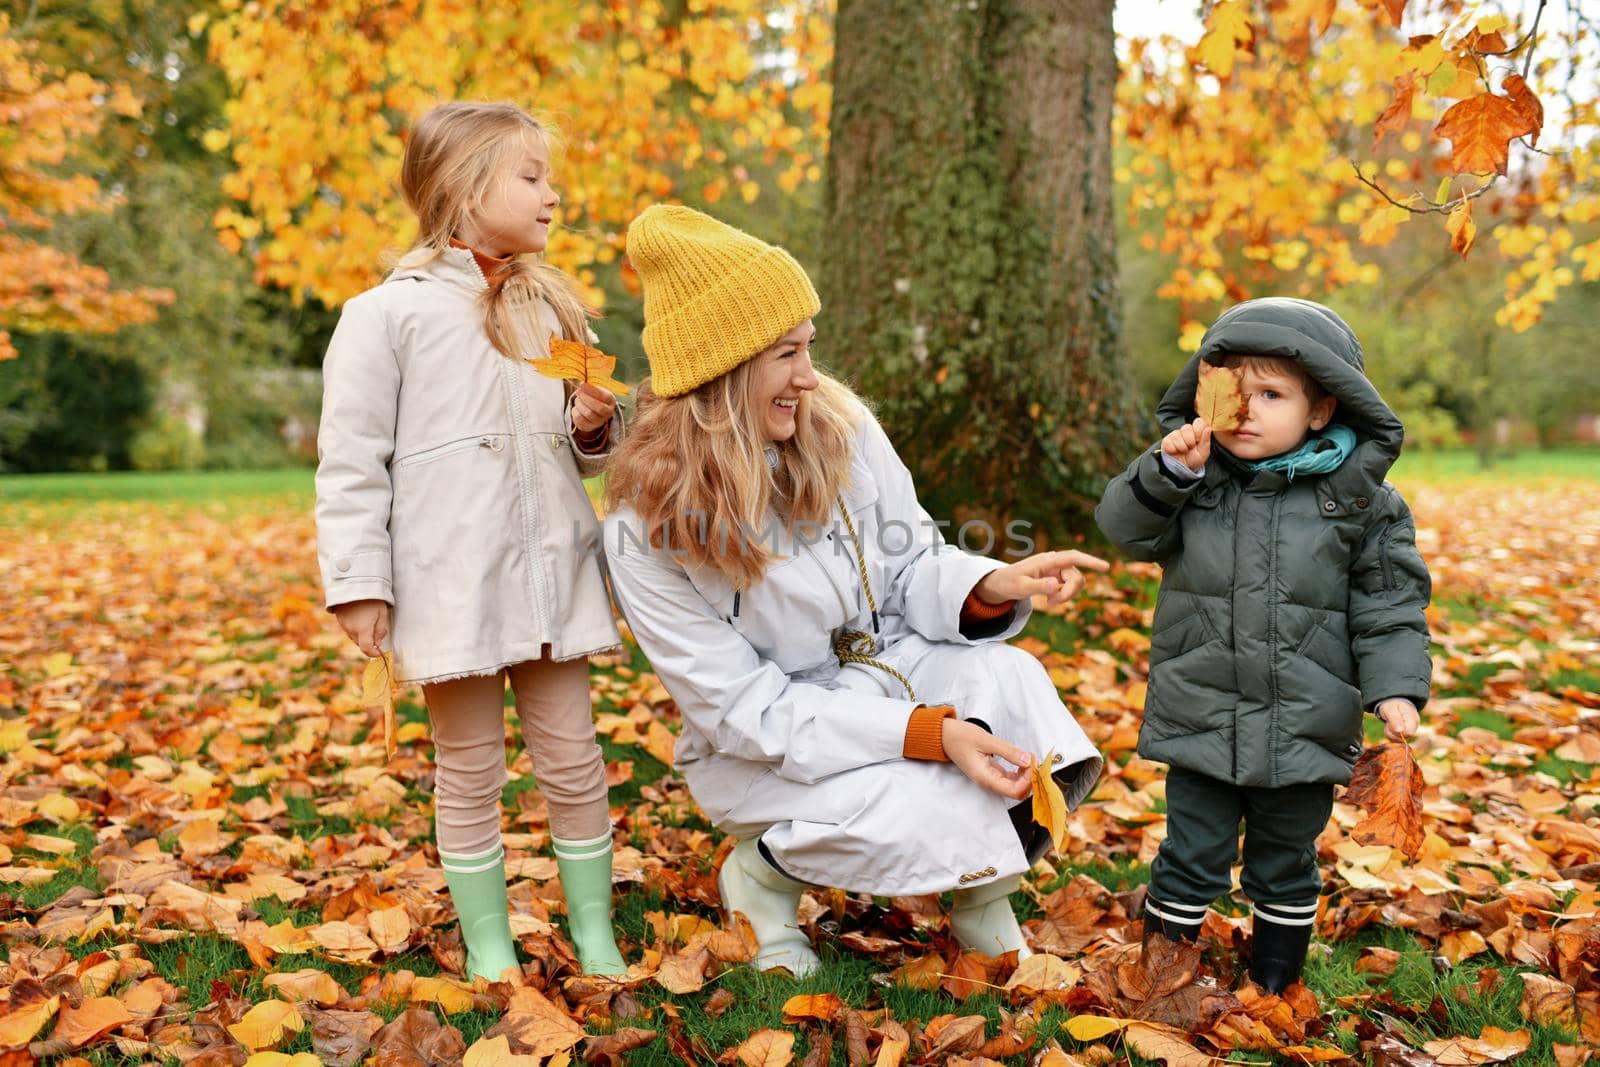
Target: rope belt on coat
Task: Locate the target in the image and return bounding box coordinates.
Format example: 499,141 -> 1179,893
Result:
832,495 -> 917,701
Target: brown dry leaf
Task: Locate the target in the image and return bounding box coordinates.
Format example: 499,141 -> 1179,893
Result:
722,1028 -> 795,1067
228,1000 -> 307,1051
482,987 -> 586,1058
360,653 -> 397,760
1421,1027 -> 1531,1065
925,1015 -> 988,1058
1031,749 -> 1068,850
369,905 -> 413,953
582,1027 -> 657,1065
307,1007 -> 385,1067
1519,973 -> 1578,1027
369,1006 -> 466,1066
1124,1022 -> 1218,1067
1195,363 -> 1247,432
1004,953 -> 1081,994
527,336 -> 631,397
655,944 -> 710,994
1343,743 -> 1425,859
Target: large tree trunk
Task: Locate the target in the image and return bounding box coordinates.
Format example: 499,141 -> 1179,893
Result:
824,0 -> 1143,544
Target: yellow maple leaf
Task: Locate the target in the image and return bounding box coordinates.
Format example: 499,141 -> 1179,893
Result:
526,336 -> 631,397
1031,750 -> 1068,850
226,1000 -> 305,1051
1192,0 -> 1252,80
1195,362 -> 1248,432
360,653 -> 396,761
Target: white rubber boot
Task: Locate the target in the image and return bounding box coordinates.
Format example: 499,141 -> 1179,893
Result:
717,838 -> 820,977
949,875 -> 1034,960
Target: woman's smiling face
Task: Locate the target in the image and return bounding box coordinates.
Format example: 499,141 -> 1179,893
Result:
751,319 -> 820,442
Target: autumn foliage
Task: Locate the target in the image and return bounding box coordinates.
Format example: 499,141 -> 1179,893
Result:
1120,0 -> 1598,338
0,14 -> 173,361
2,473 -> 1597,1062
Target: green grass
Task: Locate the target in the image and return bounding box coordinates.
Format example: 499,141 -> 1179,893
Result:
1389,446 -> 1600,484
0,446 -> 1590,509
0,467 -> 315,502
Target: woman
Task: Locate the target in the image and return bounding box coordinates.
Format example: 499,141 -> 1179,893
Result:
602,205 -> 1104,976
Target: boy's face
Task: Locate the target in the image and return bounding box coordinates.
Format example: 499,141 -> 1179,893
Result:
1212,358 -> 1338,461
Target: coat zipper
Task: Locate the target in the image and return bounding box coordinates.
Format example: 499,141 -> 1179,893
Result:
1264,494 -> 1283,785
1377,525 -> 1397,592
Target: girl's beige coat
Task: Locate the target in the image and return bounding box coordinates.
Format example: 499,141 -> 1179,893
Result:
314,246 -> 622,683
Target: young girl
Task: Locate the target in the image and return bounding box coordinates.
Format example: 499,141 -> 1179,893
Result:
314,102 -> 627,979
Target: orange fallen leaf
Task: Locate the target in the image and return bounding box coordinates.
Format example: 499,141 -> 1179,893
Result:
781,993 -> 843,1023
723,1028 -> 795,1067
0,994 -> 60,1047
1194,363 -> 1247,432
1343,743 -> 1425,859
527,336 -> 631,397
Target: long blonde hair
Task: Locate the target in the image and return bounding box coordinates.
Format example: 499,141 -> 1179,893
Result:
398,101 -> 594,350
604,364 -> 865,588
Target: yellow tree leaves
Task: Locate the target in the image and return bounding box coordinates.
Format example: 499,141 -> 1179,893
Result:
360,653 -> 396,760
0,15 -> 172,360
527,337 -> 631,397
1031,750 -> 1069,851
1191,0 -> 1253,81
1194,363 -> 1248,432
203,0 -> 833,309
1122,0 -> 1593,338
1343,742 -> 1425,860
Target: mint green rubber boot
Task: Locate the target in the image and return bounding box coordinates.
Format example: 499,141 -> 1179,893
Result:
439,842 -> 522,983
552,831 -> 628,975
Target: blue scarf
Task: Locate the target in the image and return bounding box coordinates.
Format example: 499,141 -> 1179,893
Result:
1245,423 -> 1357,481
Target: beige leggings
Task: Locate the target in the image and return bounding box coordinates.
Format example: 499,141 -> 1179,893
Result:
423,651 -> 610,854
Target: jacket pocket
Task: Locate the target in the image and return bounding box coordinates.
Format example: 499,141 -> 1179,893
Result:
1151,605 -> 1221,660
393,434 -> 506,470
1295,615 -> 1355,682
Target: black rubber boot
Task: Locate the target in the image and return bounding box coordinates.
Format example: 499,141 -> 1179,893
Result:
1250,909 -> 1314,993
1141,894 -> 1205,943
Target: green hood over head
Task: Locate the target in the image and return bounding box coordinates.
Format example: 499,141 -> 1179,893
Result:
1156,297 -> 1403,506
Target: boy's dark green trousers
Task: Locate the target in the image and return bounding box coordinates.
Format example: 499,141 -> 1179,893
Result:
1145,766 -> 1334,936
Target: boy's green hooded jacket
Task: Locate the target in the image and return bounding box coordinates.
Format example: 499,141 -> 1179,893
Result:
1095,298 -> 1432,788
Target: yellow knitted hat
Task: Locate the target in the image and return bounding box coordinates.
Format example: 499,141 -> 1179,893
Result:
626,204 -> 821,397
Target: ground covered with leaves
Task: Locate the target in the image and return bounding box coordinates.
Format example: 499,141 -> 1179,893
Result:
1,469 -> 1598,1066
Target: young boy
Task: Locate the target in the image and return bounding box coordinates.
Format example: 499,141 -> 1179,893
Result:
1095,297 -> 1431,992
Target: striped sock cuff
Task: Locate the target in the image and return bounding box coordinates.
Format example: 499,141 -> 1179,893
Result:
1254,900 -> 1319,927
439,843 -> 505,874
551,830 -> 614,861
1144,894 -> 1208,930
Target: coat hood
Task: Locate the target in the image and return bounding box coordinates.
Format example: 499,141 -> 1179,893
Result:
1156,297 -> 1403,508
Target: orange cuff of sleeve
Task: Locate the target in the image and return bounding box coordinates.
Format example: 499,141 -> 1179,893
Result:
961,590 -> 1015,623
903,704 -> 957,761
